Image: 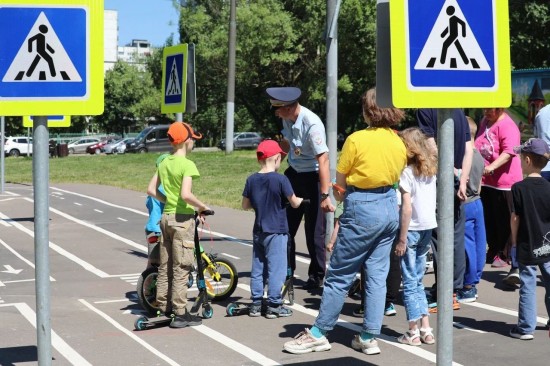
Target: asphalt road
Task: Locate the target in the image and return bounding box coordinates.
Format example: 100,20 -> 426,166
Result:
0,183 -> 549,366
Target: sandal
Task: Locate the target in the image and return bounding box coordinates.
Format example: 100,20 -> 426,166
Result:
420,327 -> 435,345
397,329 -> 421,346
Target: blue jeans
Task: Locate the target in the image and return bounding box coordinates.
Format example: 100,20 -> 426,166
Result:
250,232 -> 288,306
517,262 -> 550,334
464,199 -> 487,286
314,187 -> 399,335
401,230 -> 432,322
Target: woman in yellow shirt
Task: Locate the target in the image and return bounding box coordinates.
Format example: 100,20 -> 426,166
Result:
284,88 -> 407,356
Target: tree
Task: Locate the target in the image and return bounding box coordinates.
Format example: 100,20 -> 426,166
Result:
96,61 -> 161,135
509,0 -> 550,69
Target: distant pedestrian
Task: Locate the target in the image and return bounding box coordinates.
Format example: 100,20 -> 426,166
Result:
508,138 -> 550,340
242,140 -> 303,318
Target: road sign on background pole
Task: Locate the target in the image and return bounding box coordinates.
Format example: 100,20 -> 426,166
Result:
0,0 -> 104,116
161,44 -> 188,114
390,0 -> 511,108
23,115 -> 71,128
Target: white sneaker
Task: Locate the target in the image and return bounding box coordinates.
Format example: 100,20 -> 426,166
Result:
351,335 -> 381,355
283,328 -> 331,354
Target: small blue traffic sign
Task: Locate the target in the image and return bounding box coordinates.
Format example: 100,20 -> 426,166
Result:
0,0 -> 104,116
390,0 -> 511,107
161,44 -> 188,114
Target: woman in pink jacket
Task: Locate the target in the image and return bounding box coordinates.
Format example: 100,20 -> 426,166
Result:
474,108 -> 522,285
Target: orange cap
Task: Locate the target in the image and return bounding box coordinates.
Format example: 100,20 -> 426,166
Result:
167,122 -> 202,145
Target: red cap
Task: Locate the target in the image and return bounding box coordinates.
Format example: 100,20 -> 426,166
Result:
168,122 -> 202,145
256,140 -> 286,160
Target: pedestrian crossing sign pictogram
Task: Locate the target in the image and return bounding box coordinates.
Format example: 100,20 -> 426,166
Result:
0,0 -> 104,116
390,0 -> 511,108
22,115 -> 70,128
161,44 -> 188,114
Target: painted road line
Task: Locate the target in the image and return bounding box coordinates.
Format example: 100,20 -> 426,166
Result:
51,187 -> 148,216
221,253 -> 240,260
465,301 -> 549,326
74,202 -> 82,206
117,217 -> 128,222
0,302 -> 92,365
0,212 -> 109,278
0,238 -> 55,281
4,191 -> 20,196
48,187 -> 314,264
192,325 -> 281,366
21,197 -> 147,253
237,283 -> 462,366
78,299 -> 182,366
94,209 -> 103,213
0,218 -> 11,226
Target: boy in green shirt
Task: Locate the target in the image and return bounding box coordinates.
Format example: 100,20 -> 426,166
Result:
147,122 -> 211,328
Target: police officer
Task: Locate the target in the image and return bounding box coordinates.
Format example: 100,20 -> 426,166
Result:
266,86 -> 335,289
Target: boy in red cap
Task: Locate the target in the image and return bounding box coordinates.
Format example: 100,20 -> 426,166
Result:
147,121 -> 211,328
242,139 -> 303,318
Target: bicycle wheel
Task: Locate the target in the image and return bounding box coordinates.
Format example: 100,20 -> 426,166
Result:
136,267 -> 160,316
203,257 -> 238,301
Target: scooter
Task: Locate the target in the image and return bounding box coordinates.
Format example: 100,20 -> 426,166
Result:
135,210 -> 215,330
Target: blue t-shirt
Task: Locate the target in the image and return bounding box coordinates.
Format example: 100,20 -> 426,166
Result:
242,172 -> 294,234
416,108 -> 470,169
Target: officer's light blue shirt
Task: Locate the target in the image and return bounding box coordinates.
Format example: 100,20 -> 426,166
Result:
281,106 -> 329,173
534,105 -> 550,172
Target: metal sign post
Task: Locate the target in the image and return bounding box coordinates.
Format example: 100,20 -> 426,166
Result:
32,116 -> 51,365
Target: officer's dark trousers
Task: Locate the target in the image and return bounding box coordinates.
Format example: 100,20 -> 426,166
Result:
284,167 -> 326,280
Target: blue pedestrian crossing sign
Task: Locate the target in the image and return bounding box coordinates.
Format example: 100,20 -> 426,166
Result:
23,115 -> 70,128
0,0 -> 104,116
161,44 -> 188,114
390,0 -> 511,108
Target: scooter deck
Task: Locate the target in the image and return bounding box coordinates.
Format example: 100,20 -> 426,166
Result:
134,315 -> 172,330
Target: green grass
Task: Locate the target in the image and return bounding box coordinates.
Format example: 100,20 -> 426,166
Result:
3,150 -> 261,210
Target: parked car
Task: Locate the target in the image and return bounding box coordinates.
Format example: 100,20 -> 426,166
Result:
3,136 -> 33,157
67,138 -> 100,154
103,137 -> 134,154
217,132 -> 263,150
126,125 -> 171,153
86,138 -> 119,155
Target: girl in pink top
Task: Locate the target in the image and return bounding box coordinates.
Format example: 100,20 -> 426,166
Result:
474,109 -> 522,281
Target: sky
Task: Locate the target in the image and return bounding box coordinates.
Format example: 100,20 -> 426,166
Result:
105,0 -> 180,47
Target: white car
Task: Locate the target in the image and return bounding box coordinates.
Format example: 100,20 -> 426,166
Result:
3,136 -> 33,157
67,138 -> 100,154
103,137 -> 134,154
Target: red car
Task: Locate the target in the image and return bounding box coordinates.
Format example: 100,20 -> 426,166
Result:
86,138 -> 119,155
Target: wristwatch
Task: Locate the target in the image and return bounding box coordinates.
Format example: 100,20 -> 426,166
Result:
320,192 -> 330,201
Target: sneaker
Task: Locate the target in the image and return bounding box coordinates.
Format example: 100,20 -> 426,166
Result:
503,267 -> 520,287
453,293 -> 460,310
303,276 -> 322,290
491,255 -> 508,268
428,294 -> 460,313
248,303 -> 262,317
283,328 -> 331,354
352,306 -> 364,317
456,287 -> 477,303
266,305 -> 293,319
169,310 -> 202,328
384,303 -> 397,316
351,335 -> 381,355
509,327 -> 534,340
